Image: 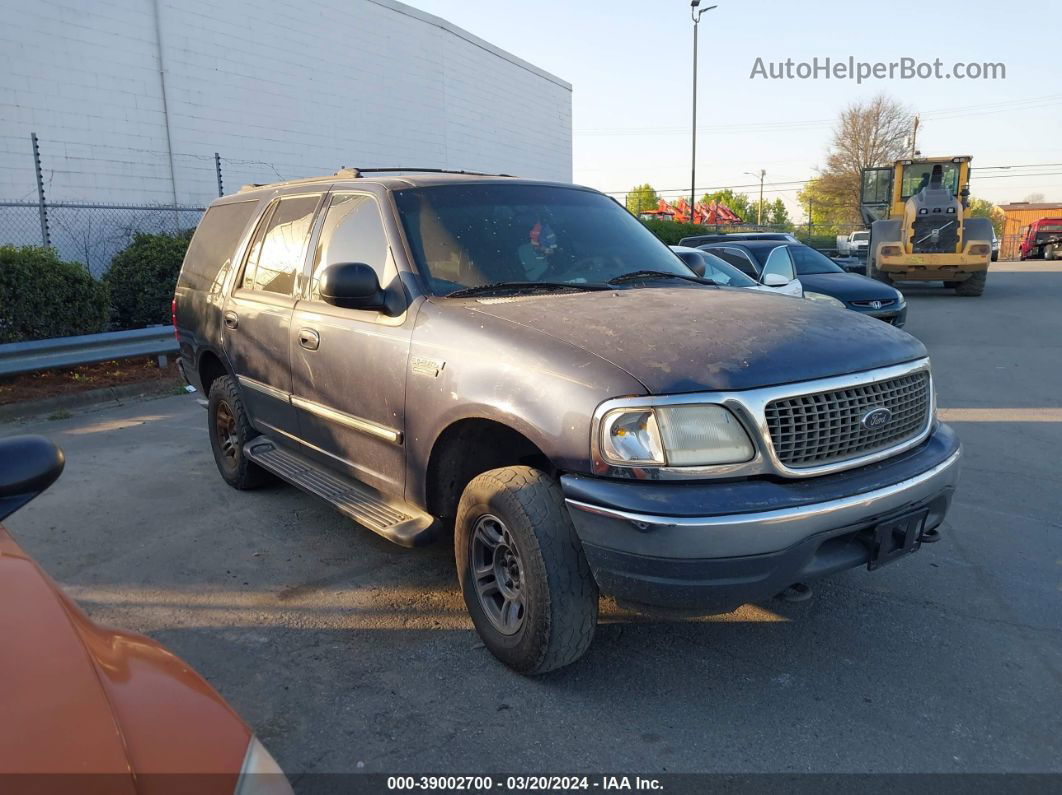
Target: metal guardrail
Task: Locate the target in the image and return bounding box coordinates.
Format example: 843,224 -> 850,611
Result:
0,326 -> 179,377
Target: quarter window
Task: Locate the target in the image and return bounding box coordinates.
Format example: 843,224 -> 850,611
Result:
243,195 -> 320,296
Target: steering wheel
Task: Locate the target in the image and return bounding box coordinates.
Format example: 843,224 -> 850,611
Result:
548,255 -> 612,283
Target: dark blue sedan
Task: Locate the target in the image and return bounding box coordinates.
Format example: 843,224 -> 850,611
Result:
701,240 -> 907,327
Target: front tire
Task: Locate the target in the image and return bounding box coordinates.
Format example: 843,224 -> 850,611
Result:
208,375 -> 273,489
1045,244 -> 1056,261
455,466 -> 598,675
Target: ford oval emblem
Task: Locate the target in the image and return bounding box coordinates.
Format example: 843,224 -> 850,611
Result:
861,407 -> 892,429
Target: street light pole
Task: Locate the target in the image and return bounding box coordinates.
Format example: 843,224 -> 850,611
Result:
690,2 -> 717,217
745,169 -> 766,225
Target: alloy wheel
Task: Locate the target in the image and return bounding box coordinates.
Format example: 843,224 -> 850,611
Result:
470,514 -> 526,635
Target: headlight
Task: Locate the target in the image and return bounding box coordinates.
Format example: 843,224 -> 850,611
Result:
599,404 -> 754,467
804,291 -> 845,308
235,737 -> 294,795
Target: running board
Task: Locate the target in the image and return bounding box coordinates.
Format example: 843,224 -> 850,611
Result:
243,438 -> 437,548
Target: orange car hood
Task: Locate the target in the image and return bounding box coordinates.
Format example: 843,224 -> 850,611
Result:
0,528 -> 251,794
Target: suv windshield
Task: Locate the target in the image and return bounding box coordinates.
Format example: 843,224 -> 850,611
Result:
786,244 -> 845,275
392,184 -> 693,295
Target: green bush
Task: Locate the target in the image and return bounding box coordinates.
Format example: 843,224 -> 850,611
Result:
0,246 -> 109,343
795,235 -> 840,251
640,219 -> 709,245
103,230 -> 192,330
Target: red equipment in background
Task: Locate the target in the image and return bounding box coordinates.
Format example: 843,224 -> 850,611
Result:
636,197 -> 743,225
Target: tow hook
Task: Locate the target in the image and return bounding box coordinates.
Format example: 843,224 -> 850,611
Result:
919,526 -> 942,544
775,582 -> 813,603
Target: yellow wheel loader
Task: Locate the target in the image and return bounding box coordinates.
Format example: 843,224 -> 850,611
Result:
861,156 -> 993,296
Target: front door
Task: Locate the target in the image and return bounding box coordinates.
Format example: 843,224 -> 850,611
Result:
224,193 -> 322,437
289,192 -> 414,495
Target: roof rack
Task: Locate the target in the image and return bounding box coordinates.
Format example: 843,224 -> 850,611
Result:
234,167 -> 517,194
333,167 -> 516,178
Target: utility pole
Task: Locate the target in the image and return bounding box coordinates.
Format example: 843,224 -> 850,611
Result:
690,2 -> 717,214
745,169 -> 766,225
910,115 -> 920,158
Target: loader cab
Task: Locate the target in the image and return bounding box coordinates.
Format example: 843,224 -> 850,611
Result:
860,156 -> 972,226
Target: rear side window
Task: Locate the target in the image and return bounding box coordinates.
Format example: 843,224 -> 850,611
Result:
242,195 -> 321,296
177,201 -> 259,292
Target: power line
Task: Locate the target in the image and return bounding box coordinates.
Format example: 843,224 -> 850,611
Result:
600,162 -> 1062,197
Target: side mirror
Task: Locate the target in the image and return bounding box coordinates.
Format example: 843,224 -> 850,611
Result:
763,273 -> 791,288
318,262 -> 386,311
0,435 -> 65,522
672,250 -> 706,277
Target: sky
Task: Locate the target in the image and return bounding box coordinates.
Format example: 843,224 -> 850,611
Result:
409,0 -> 1061,218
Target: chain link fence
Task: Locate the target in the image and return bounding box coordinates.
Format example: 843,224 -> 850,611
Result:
1,201 -> 204,278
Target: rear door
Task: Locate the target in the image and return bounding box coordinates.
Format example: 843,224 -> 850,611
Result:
223,193 -> 323,436
288,191 -> 414,495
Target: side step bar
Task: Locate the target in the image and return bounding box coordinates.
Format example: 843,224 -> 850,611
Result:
244,438 -> 437,548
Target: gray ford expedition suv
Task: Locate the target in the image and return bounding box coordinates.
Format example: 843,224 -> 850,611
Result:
174,169 -> 961,674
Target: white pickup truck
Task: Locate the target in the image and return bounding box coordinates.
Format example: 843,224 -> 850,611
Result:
837,230 -> 870,257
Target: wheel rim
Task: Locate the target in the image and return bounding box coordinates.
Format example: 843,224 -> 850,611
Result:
215,400 -> 239,464
470,514 -> 525,635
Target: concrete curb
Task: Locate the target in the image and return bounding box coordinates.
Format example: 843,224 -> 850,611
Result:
0,379 -> 187,424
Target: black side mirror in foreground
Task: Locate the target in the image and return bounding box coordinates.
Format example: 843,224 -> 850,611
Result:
0,435 -> 65,522
318,262 -> 388,311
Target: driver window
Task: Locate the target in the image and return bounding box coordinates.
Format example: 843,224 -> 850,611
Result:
761,246 -> 794,283
310,194 -> 390,300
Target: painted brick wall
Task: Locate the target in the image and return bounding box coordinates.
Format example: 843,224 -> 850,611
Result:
0,0 -> 572,206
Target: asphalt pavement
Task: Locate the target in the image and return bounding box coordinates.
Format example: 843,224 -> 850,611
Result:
4,262 -> 1060,778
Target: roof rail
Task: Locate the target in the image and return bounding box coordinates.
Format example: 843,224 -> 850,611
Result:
233,167 -> 517,195
339,167 -> 516,178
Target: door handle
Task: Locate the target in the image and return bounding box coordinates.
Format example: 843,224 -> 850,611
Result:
298,328 -> 320,351
223,310 -> 239,329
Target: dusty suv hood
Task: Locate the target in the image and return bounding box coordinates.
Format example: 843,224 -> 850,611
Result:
464,286 -> 926,394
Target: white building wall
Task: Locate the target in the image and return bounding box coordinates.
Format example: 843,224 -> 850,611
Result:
0,0 -> 572,206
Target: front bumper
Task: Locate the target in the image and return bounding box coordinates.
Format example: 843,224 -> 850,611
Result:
851,302 -> 907,327
562,424 -> 961,614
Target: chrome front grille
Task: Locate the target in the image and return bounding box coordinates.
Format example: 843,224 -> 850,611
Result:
764,370 -> 931,468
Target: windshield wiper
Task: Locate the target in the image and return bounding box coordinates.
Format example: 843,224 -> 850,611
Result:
607,270 -> 714,286
445,281 -> 608,298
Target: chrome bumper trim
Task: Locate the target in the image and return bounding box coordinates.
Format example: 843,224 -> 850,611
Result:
566,448 -> 961,559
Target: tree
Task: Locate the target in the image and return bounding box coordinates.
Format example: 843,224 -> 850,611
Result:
767,198 -> 791,228
1023,192 -> 1046,204
796,176 -> 855,234
967,197 -> 1004,237
808,94 -> 915,225
626,184 -> 660,215
699,189 -> 752,222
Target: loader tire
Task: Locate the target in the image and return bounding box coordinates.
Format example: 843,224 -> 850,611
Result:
955,271 -> 986,297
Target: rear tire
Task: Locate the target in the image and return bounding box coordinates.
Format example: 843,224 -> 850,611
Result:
208,375 -> 273,489
455,466 -> 598,675
955,271 -> 987,296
